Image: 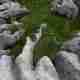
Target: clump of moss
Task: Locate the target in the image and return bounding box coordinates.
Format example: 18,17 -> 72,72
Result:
13,0 -> 80,62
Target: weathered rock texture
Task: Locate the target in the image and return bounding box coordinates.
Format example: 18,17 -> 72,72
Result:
54,32 -> 80,80
0,50 -> 15,80
35,56 -> 59,80
0,0 -> 30,80
50,0 -> 79,18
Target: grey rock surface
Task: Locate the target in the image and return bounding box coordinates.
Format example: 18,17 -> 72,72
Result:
0,50 -> 15,80
0,0 -> 11,3
0,23 -> 19,33
54,51 -> 80,80
74,0 -> 80,9
8,1 -> 30,19
0,0 -> 31,80
54,33 -> 80,80
0,0 -> 26,50
50,0 -> 79,18
35,56 -> 60,80
0,0 -> 30,22
61,34 -> 80,53
0,29 -> 23,50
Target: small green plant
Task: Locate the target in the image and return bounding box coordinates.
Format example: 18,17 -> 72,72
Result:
16,0 -> 80,62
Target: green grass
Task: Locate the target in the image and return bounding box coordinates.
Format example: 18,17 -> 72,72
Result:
15,0 -> 80,62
